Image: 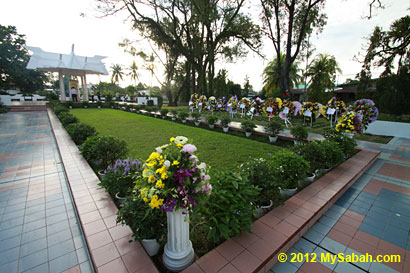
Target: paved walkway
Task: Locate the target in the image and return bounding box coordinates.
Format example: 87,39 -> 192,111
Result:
0,112 -> 94,273
367,121 -> 410,139
272,137 -> 410,273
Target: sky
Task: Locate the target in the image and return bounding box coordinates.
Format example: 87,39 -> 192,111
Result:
1,0 -> 408,91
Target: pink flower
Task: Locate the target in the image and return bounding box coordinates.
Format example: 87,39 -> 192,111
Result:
189,155 -> 199,163
182,144 -> 197,154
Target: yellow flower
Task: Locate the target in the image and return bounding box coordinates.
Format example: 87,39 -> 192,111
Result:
149,195 -> 162,209
147,152 -> 160,162
346,130 -> 351,133
140,187 -> 147,196
170,137 -> 175,142
148,175 -> 156,183
172,160 -> 180,166
156,179 -> 164,189
143,197 -> 148,203
146,161 -> 157,168
161,172 -> 168,180
177,144 -> 183,148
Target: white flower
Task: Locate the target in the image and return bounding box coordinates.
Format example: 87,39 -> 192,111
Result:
174,136 -> 188,145
198,162 -> 206,170
155,147 -> 162,154
164,160 -> 171,168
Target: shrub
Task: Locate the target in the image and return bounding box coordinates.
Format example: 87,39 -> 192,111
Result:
241,120 -> 257,132
99,158 -> 142,197
206,115 -> 218,125
82,101 -> 89,107
290,125 -> 308,142
160,109 -> 169,116
117,196 -> 167,243
320,140 -> 344,168
58,112 -> 78,127
108,101 -> 115,108
80,136 -> 127,170
323,129 -> 357,158
125,104 -> 131,111
265,120 -> 283,136
105,94 -> 113,102
178,111 -> 189,120
170,109 -> 178,117
239,158 -> 281,207
190,111 -> 201,121
197,169 -> 260,243
53,105 -> 69,116
66,123 -> 97,145
96,101 -> 102,107
271,150 -> 309,189
65,101 -> 74,108
220,115 -> 231,128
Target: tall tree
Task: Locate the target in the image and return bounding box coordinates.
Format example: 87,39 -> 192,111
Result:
262,53 -> 302,96
128,61 -> 140,86
306,53 -> 341,103
260,0 -> 327,96
0,25 -> 46,92
110,64 -> 124,85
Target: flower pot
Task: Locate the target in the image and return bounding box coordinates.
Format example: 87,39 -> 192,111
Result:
293,140 -> 299,145
163,209 -> 194,272
317,168 -> 331,176
299,173 -> 316,187
194,121 -> 200,127
111,106 -> 114,109
154,114 -> 157,118
245,132 -> 252,137
182,120 -> 187,124
141,239 -> 161,257
343,132 -> 354,138
84,106 -> 88,108
162,116 -> 166,119
97,170 -> 105,180
223,127 -> 229,133
97,106 -> 101,109
269,136 -> 278,143
279,187 -> 297,198
172,117 -> 176,121
209,124 -> 214,129
69,106 -> 72,109
253,200 -> 273,219
115,192 -> 126,205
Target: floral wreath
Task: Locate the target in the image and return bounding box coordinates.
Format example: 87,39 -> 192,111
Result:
335,111 -> 362,133
136,136 -> 212,213
238,97 -> 251,112
281,99 -> 296,117
227,95 -> 238,112
301,102 -> 320,121
252,97 -> 265,116
189,93 -> 199,109
207,96 -> 217,110
216,98 -> 224,110
353,99 -> 379,131
263,97 -> 282,117
322,97 -> 347,117
198,95 -> 207,110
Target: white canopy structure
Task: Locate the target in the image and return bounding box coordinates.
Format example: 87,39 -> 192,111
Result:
26,45 -> 108,101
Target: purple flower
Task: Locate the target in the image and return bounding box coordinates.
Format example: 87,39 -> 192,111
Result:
174,169 -> 192,184
161,197 -> 176,212
203,183 -> 212,195
182,144 -> 197,154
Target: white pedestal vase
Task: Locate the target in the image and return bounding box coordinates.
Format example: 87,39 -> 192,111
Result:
163,209 -> 194,272
141,239 -> 161,256
223,127 -> 229,133
194,121 -> 200,126
269,136 -> 278,143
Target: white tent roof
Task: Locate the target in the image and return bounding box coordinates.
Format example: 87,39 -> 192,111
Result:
25,45 -> 109,76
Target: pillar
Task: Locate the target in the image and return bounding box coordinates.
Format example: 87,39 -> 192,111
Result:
59,71 -> 66,102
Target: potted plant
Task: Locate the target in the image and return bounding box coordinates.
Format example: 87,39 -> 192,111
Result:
117,196 -> 167,256
191,112 -> 201,126
206,115 -> 218,129
220,115 -> 231,133
99,158 -> 142,203
96,101 -> 102,108
57,112 -> 78,127
290,125 -> 308,144
66,123 -> 97,146
271,150 -> 309,197
160,108 -> 169,119
319,140 -> 344,173
178,111 -> 189,123
292,142 -> 321,185
241,120 -> 256,137
171,109 -> 178,121
265,120 -> 283,143
323,129 -> 357,158
109,101 -> 115,109
82,101 -> 89,108
240,158 -> 281,218
66,101 -> 74,109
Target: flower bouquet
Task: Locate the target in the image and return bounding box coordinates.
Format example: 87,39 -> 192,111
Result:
189,93 -> 199,109
216,98 -> 225,111
263,97 -> 282,118
207,96 -> 217,113
322,97 -> 346,119
281,99 -> 296,117
353,99 -> 379,131
301,102 -> 320,122
335,111 -> 362,136
136,136 -> 212,213
252,96 -> 265,116
198,95 -> 207,111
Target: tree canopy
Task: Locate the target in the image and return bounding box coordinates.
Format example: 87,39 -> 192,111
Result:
0,25 -> 46,92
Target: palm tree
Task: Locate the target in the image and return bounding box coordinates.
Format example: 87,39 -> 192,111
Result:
306,54 -> 342,103
262,53 -> 302,96
110,64 -> 124,85
129,61 -> 140,86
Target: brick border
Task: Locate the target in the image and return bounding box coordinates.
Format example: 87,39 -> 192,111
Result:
47,108 -> 159,273
183,148 -> 380,273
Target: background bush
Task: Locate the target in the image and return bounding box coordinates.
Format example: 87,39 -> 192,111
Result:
66,123 -> 97,145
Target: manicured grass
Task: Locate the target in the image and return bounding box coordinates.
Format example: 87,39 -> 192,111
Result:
70,109 -> 282,169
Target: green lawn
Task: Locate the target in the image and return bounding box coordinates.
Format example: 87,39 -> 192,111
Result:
70,109 -> 282,169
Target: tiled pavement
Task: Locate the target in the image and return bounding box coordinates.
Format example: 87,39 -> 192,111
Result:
271,137 -> 410,273
0,112 -> 94,273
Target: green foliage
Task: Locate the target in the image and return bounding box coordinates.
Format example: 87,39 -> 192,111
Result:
160,108 -> 169,116
239,158 -> 281,207
58,112 -> 78,127
0,24 -> 46,92
80,135 -> 128,170
290,125 -> 308,142
319,140 -> 344,168
197,169 -> 260,243
220,115 -> 231,127
190,111 -> 201,121
293,141 -> 325,173
65,101 -> 74,108
178,111 -> 189,120
96,101 -> 103,107
265,120 -> 283,136
0,102 -> 7,114
241,120 -> 256,132
81,101 -> 89,107
66,123 -> 97,145
117,196 -> 167,243
53,105 -> 69,116
206,115 -> 218,125
271,150 -> 309,189
323,129 -> 357,158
